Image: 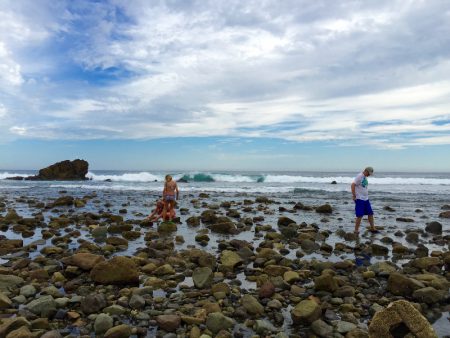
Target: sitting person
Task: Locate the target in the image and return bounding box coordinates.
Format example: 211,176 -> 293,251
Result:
147,199 -> 176,222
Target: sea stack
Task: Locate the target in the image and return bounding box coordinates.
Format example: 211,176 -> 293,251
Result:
25,159 -> 89,180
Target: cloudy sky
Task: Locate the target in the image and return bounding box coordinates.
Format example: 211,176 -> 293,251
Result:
1,0 -> 450,171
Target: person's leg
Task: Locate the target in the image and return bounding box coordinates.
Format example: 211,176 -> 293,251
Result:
354,217 -> 362,233
368,214 -> 375,230
163,200 -> 169,221
168,200 -> 174,221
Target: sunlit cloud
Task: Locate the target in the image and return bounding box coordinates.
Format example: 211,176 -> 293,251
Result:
1,0 -> 450,149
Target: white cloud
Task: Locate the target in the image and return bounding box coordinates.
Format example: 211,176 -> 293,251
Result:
1,0 -> 450,149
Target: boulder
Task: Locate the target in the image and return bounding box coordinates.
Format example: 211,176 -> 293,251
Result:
439,211 -> 450,218
209,217 -> 237,234
291,299 -> 321,324
387,273 -> 423,296
26,295 -> 56,317
368,300 -> 437,338
0,317 -> 30,338
94,313 -> 114,334
26,159 -> 88,180
412,287 -> 447,304
201,210 -> 218,224
241,294 -> 264,316
104,324 -> 132,338
0,275 -> 24,291
192,267 -> 213,289
277,216 -> 296,227
80,293 -> 107,314
315,273 -> 338,292
425,221 -> 442,235
206,313 -> 235,334
90,256 -> 139,285
186,216 -> 200,227
220,250 -> 243,271
412,257 -> 441,270
316,204 -> 332,214
63,253 -> 105,270
156,314 -> 181,332
157,221 -> 177,233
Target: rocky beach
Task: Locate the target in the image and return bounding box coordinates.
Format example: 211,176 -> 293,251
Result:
0,165 -> 449,338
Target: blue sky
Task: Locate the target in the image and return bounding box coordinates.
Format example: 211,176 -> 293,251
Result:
1,0 -> 450,171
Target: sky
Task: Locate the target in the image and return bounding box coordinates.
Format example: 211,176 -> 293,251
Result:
0,0 -> 450,171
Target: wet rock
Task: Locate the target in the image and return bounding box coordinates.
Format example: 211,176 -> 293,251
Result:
255,196 -> 270,203
412,257 -> 441,270
20,285 -> 37,297
192,267 -> 213,288
291,299 -> 321,324
277,216 -> 296,227
336,321 -> 357,333
40,330 -> 63,338
387,273 -> 423,296
26,159 -> 88,180
254,319 -> 278,334
94,313 -> 114,334
63,253 -> 105,270
129,294 -> 145,309
104,324 -> 132,338
209,217 -> 237,234
383,206 -> 395,212
26,295 -> 56,317
334,285 -> 355,298
0,317 -> 30,338
412,287 -> 447,304
396,217 -> 414,222
368,300 -> 437,337
206,312 -> 235,334
49,196 -> 74,207
439,210 -> 450,218
90,256 -> 139,285
5,326 -> 33,337
158,221 -> 177,233
81,293 -> 107,314
156,314 -> 181,332
220,250 -> 243,271
201,210 -> 218,224
370,244 -> 389,256
315,273 -> 338,292
186,216 -> 200,227
258,281 -> 275,298
91,226 -> 108,238
311,319 -> 333,337
226,209 -> 240,218
300,239 -> 320,253
368,261 -> 398,274
406,232 -> 419,243
0,292 -> 12,308
425,221 -> 442,235
316,204 -> 332,214
241,294 -> 264,316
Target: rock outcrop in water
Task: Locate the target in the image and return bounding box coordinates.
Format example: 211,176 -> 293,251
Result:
25,159 -> 89,181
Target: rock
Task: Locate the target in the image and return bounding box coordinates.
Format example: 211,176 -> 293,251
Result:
277,216 -> 296,227
0,317 -> 30,338
412,287 -> 446,304
201,210 -> 218,224
283,271 -> 300,284
396,217 -> 414,222
5,326 -> 32,338
158,221 -> 177,233
371,244 -> 389,256
50,196 -> 74,207
316,204 -> 332,214
209,217 -> 237,234
81,293 -> 107,314
25,159 -> 88,180
387,273 -> 423,296
425,221 -> 442,235
220,250 -> 243,270
154,264 -> 175,276
334,285 -> 355,298
412,257 -> 441,270
0,292 -> 12,308
311,319 -> 333,337
192,267 -> 213,289
186,216 -> 200,227
40,330 -> 63,338
439,211 -> 450,218
368,262 -> 398,274
336,321 -> 357,333
300,239 -> 319,253
156,315 -> 181,332
291,299 -> 321,324
94,313 -> 114,334
346,328 -> 369,338
206,313 -> 235,334
258,281 -> 275,298
254,319 -> 278,334
129,294 -> 145,309
63,253 -> 105,270
315,273 -> 338,292
20,285 -> 36,297
406,232 -> 419,243
26,295 -> 56,317
368,300 -> 437,338
90,256 -> 139,285
241,294 -> 264,316
91,226 -> 108,238
104,324 -> 132,338
255,196 -> 270,203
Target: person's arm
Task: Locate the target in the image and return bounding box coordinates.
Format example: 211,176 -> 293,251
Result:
351,182 -> 356,201
163,182 -> 167,198
175,183 -> 179,200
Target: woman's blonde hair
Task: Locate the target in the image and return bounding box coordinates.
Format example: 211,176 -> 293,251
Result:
165,174 -> 172,181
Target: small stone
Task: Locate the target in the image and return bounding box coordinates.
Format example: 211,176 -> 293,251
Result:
94,313 -> 114,334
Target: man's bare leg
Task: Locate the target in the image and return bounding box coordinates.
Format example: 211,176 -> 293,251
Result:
354,217 -> 362,233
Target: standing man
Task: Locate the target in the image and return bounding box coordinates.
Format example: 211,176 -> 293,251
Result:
351,166 -> 377,234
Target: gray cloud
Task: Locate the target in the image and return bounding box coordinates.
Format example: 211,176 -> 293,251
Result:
1,0 -> 450,148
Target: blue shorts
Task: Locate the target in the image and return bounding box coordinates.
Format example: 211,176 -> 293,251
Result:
165,195 -> 175,202
355,199 -> 373,217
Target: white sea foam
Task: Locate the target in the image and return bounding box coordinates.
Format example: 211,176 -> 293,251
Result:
87,171 -> 163,182
0,172 -> 30,179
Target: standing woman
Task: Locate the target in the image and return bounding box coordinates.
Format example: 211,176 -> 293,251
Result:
162,174 -> 179,221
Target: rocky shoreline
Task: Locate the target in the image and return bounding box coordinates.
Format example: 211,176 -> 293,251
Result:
0,189 -> 449,338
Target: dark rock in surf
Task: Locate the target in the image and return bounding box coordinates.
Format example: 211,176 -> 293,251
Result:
25,159 -> 89,181
425,221 -> 442,235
